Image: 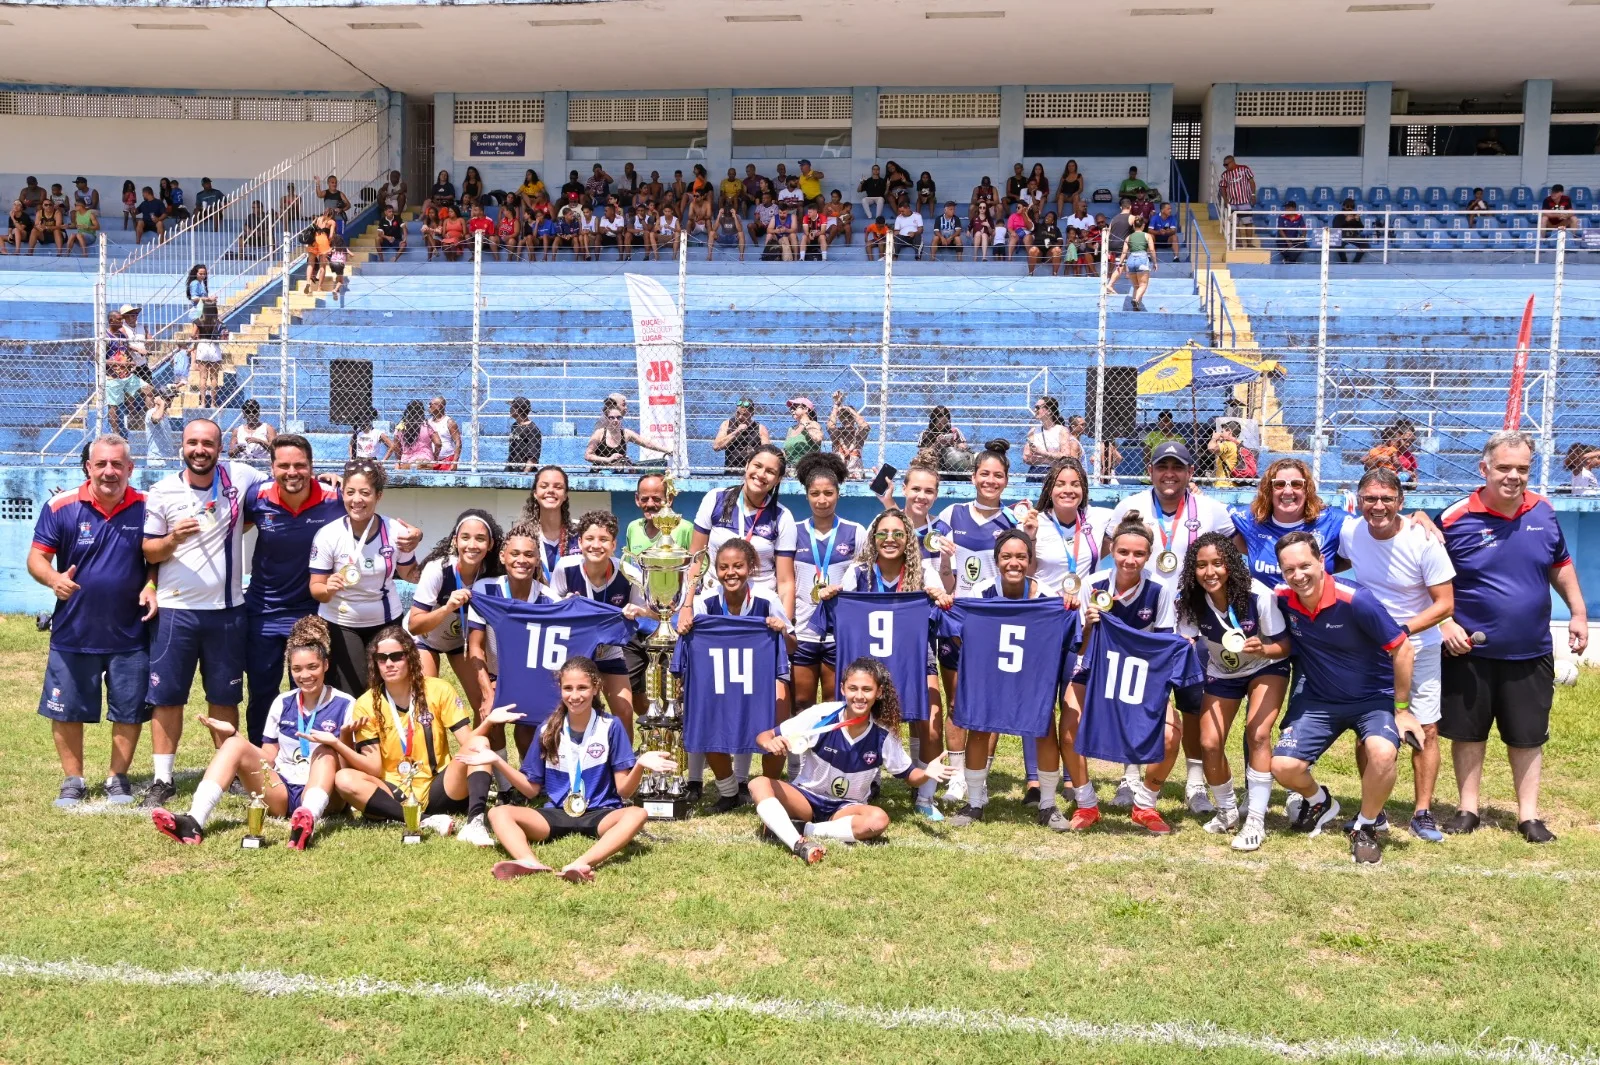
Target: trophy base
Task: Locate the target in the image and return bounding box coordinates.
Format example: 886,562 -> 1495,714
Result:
642,798 -> 691,821
240,835 -> 267,850
401,831 -> 424,845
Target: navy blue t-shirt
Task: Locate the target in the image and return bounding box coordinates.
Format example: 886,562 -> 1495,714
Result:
673,615 -> 789,754
939,598 -> 1078,737
244,481 -> 345,631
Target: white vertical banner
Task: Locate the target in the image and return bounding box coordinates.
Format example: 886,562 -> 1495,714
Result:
625,273 -> 688,476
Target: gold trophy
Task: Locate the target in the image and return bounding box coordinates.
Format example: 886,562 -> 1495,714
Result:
623,476 -> 707,820
242,760 -> 272,849
399,763 -> 423,844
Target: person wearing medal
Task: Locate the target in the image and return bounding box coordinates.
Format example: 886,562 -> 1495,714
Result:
1108,440 -> 1235,814
474,656 -> 672,882
549,511 -> 654,731
751,658 -> 955,863
308,459 -> 421,695
682,444 -> 797,628
334,626 -> 508,847
790,454 -> 867,741
466,522 -> 562,766
1022,457 -> 1113,601
515,465 -> 581,577
141,418 -> 267,809
151,617 -> 354,849
1174,533 -> 1291,850
408,509 -> 504,723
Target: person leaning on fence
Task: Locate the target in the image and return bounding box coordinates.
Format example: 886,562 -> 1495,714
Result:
1218,155 -> 1257,248
827,391 -> 870,480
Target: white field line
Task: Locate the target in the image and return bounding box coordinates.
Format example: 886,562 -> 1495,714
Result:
0,955 -> 1593,1065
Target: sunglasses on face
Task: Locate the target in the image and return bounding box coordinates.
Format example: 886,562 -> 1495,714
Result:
1270,479 -> 1307,490
873,529 -> 908,542
375,650 -> 407,664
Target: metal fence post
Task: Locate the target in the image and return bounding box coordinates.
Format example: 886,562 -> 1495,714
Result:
1382,207 -> 1390,265
1095,227 -> 1109,484
93,233 -> 108,437
470,230 -> 483,472
677,228 -> 689,474
1540,227 -> 1567,493
878,227 -> 894,471
279,228 -> 291,428
1314,227 -> 1330,483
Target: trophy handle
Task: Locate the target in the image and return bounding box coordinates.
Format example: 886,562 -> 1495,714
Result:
620,551 -> 644,592
679,549 -> 711,607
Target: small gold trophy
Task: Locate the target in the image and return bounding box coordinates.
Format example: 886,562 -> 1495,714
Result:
242,759 -> 275,849
399,763 -> 423,844
622,475 -> 706,820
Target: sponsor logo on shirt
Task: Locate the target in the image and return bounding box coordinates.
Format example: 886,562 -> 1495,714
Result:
830,776 -> 849,797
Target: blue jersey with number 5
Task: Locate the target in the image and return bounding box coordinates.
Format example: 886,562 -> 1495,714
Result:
1076,614 -> 1204,764
672,615 -> 789,754
940,598 -> 1078,737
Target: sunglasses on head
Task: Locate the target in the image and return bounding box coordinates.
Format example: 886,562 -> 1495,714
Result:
374,650 -> 407,664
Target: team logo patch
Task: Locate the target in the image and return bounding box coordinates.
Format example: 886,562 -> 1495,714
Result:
830,776 -> 849,798
964,557 -> 982,583
863,751 -> 878,766
1138,607 -> 1153,621
418,711 -> 434,727
77,521 -> 95,543
586,742 -> 605,759
149,672 -> 160,688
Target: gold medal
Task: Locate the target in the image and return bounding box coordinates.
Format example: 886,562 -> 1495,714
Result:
1090,589 -> 1113,611
1156,550 -> 1178,575
397,759 -> 414,778
1061,573 -> 1081,595
810,573 -> 827,604
563,792 -> 588,816
339,562 -> 362,586
1222,628 -> 1246,654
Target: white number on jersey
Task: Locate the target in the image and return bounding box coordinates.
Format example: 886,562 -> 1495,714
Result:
524,623 -> 572,671
709,646 -> 755,695
1102,650 -> 1150,704
868,610 -> 894,657
997,623 -> 1026,674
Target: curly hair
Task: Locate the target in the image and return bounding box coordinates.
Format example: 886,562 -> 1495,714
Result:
1175,532 -> 1253,628
502,520 -> 549,583
363,625 -> 426,744
796,450 -> 848,490
517,464 -> 573,547
419,508 -> 506,579
853,508 -> 925,592
572,509 -> 619,542
539,656 -> 605,763
284,615 -> 331,668
841,656 -> 902,732
1032,456 -> 1092,518
342,457 -> 387,493
1249,457 -> 1324,523
714,537 -> 760,574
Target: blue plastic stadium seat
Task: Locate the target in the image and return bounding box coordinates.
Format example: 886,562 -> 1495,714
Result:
1449,215 -> 1470,230
1484,186 -> 1506,206
1571,187 -> 1593,207
1256,186 -> 1281,207
1510,186 -> 1535,207
1427,228 -> 1457,249
1452,186 -> 1474,205
1396,186 -> 1421,206
1456,229 -> 1481,250
1339,186 -> 1363,205
1367,186 -> 1392,206
1311,186 -> 1335,206
1421,216 -> 1444,230
1282,186 -> 1309,207
1424,186 -> 1449,205
1538,186 -> 1552,202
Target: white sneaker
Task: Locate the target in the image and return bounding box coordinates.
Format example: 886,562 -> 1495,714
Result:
1110,781 -> 1135,808
1186,786 -> 1215,814
942,771 -> 968,805
456,814 -> 494,848
1284,792 -> 1303,824
420,813 -> 454,837
1231,817 -> 1267,852
1204,807 -> 1240,834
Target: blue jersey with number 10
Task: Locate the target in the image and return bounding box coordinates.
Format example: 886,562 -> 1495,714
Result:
940,598 -> 1079,737
819,591 -> 935,723
672,615 -> 790,754
1076,614 -> 1204,764
469,596 -> 635,727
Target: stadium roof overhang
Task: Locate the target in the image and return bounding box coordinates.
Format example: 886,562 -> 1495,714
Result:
0,0 -> 1596,100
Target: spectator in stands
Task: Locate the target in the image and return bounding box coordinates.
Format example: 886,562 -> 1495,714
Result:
516,169 -> 545,206
1029,164 -> 1050,204
1130,187 -> 1155,222
1542,184 -> 1576,230
586,396 -> 670,470
1002,201 -> 1032,261
667,170 -> 689,211
102,311 -> 136,437
1564,443 -> 1600,496
1020,177 -> 1047,220
350,409 -> 394,462
827,390 -> 870,479
133,187 -> 167,245
733,164 -> 760,214
1053,160 -> 1084,218
884,161 -> 913,209
72,176 -> 99,214
1005,163 -> 1028,208
859,165 -> 887,222
377,205 -> 407,261
229,399 -> 277,463
783,396 -> 824,465
380,170 -> 409,216
1364,418 -> 1418,485
640,170 -> 664,207
419,203 -> 443,260
439,206 -> 468,262
1065,200 -> 1093,239
120,180 -> 137,230
1103,198 -> 1134,264
824,190 -> 854,246
971,175 -> 999,221
1148,202 -> 1180,261
1112,215 -> 1156,309
893,202 -> 925,260
929,202 -> 964,260
65,197 -> 99,257
552,203 -> 581,259
1144,410 -> 1183,457
797,160 -> 825,206
619,202 -> 646,261
432,170 -> 458,211
238,200 -> 270,256
1208,420 -> 1253,488
466,203 -> 495,257
1332,199 -> 1367,263
327,233 -> 349,298
1219,155 -> 1257,247
304,212 -> 334,290
193,177 -> 225,230
712,398 -> 770,473
315,175 -> 349,225
863,213 -> 890,262
1072,414 -> 1121,484
394,399 -> 439,470
165,178 -> 189,221
710,201 -> 746,261
577,204 -> 600,260
1029,211 -> 1066,277
1024,396 -> 1077,477
190,299 -> 226,408
1475,128 -> 1508,155
968,203 -> 997,262
426,396 -> 461,472
589,202 -> 620,259
798,203 -> 830,260
507,396 -> 542,473
917,406 -> 970,472
493,202 -> 522,261
1119,167 -> 1150,199
915,171 -> 937,215
279,182 -> 303,223
683,189 -> 714,251
717,167 -> 743,214
586,164 -> 614,208
778,174 -> 805,212
16,177 -> 44,225
748,190 -> 777,248
143,385 -> 177,465
1276,201 -> 1308,264
185,265 -> 209,307
686,165 -> 714,215
24,198 -> 64,255
460,166 -> 484,207
1464,187 -> 1491,227
768,202 -> 798,261
653,204 -> 682,260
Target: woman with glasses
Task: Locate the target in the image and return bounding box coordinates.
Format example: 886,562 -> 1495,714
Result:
308,460 -> 422,694
583,395 -> 671,471
1228,458 -> 1346,589
1022,396 -> 1080,480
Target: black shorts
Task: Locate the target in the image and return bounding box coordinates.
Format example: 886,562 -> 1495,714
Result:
538,805 -> 616,839
1439,653 -> 1553,748
378,773 -> 468,818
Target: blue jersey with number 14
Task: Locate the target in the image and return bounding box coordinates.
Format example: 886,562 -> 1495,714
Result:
469,596 -> 635,728
672,615 -> 790,754
1076,614 -> 1204,764
940,598 -> 1079,737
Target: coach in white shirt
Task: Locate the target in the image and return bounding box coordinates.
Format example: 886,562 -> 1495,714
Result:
1338,466 -> 1455,842
139,417 -> 265,807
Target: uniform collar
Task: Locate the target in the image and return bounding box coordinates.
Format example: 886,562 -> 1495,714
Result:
77,481 -> 143,519
1283,576 -> 1337,620
1466,487 -> 1545,520
261,479 -> 330,517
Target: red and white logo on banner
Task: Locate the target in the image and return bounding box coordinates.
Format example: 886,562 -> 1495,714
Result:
625,275 -> 686,474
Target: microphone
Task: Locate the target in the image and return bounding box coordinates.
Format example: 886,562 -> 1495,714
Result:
1470,631 -> 1487,646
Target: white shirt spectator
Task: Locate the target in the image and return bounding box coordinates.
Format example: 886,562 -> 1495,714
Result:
1337,517 -> 1456,647
1572,467 -> 1599,496
1066,211 -> 1094,234
893,211 -> 925,237
778,186 -> 805,209
144,460 -> 266,610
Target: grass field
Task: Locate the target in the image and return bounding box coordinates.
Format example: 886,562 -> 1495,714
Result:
1,617 -> 1598,1064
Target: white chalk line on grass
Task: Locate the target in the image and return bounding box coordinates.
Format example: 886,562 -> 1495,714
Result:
0,955 -> 1592,1065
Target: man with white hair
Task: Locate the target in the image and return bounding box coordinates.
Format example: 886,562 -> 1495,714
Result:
1436,430 -> 1588,843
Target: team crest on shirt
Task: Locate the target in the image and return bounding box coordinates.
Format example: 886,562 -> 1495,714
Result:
863,751 -> 878,766
1479,530 -> 1498,547
149,671 -> 160,687
418,710 -> 434,727
1138,607 -> 1153,621
77,521 -> 94,543
830,776 -> 849,797
964,557 -> 982,582
586,742 -> 605,759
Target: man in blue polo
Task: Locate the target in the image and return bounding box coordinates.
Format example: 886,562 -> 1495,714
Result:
1271,531 -> 1422,865
1437,430 -> 1588,844
28,435 -> 158,807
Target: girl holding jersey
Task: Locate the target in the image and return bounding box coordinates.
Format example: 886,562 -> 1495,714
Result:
681,445 -> 797,627
548,510 -> 652,729
466,522 -> 561,763
408,509 -> 503,721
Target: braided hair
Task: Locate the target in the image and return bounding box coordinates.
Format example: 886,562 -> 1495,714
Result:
1176,531 -> 1253,628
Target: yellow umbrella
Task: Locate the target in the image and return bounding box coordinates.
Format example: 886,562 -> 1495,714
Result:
1136,343 -> 1283,432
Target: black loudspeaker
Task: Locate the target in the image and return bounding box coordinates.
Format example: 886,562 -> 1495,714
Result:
1084,365 -> 1139,438
329,359 -> 373,427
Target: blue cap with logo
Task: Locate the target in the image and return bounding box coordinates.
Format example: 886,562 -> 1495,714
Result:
1150,441 -> 1195,466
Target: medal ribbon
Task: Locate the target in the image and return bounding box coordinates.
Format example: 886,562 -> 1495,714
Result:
450,561 -> 470,635
1047,509 -> 1098,578
295,688 -> 320,761
871,564 -> 903,594
737,491 -> 772,540
790,708 -> 870,743
346,514 -> 380,573
383,693 -> 414,766
807,519 -> 839,586
566,723 -> 587,807
1155,491 -> 1189,555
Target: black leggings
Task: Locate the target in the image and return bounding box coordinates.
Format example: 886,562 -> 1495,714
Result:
327,620 -> 388,695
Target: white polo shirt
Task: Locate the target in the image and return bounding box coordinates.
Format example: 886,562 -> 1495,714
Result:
894,212 -> 924,237
144,460 -> 265,610
1338,517 -> 1456,647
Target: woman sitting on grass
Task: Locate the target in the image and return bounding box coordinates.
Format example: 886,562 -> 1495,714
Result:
151,617 -> 353,850
750,658 -> 953,864
471,656 -> 675,882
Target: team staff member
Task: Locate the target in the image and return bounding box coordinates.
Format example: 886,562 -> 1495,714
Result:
621,473 -> 693,710
1338,468 -> 1454,842
141,418 -> 266,809
1437,430 -> 1588,844
30,435 -> 158,807
1272,532 -> 1422,865
1230,457 -> 1345,587
1108,441 -> 1235,812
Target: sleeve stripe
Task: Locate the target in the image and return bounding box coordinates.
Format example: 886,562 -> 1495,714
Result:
31,541 -> 55,556
1553,557 -> 1574,569
1382,632 -> 1408,652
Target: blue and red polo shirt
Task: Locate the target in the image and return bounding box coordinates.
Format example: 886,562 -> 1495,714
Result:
243,480 -> 345,632
32,483 -> 148,655
1277,578 -> 1407,703
1440,489 -> 1570,660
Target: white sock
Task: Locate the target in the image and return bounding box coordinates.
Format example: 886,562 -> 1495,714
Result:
734,752 -> 753,784
786,752 -> 801,779
909,736 -> 922,763
688,752 -> 706,782
188,780 -> 223,827
153,753 -> 176,783
913,762 -> 937,806
300,787 -> 330,819
1074,781 -> 1099,808
1245,768 -> 1273,820
1119,764 -> 1140,787
1037,769 -> 1063,809
1186,758 -> 1206,792
963,767 -> 989,808
1210,778 -> 1238,813
1132,780 -> 1160,810
947,749 -> 966,774
1354,811 -> 1376,829
806,818 -> 857,843
714,774 -> 738,798
756,798 -> 801,847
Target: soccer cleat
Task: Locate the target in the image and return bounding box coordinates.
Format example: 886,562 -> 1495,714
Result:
711,791 -> 747,814
1130,805 -> 1172,834
913,803 -> 945,823
456,814 -> 495,847
1289,791 -> 1340,838
420,813 -> 455,837
54,778 -> 87,809
1110,780 -> 1136,808
791,837 -> 826,865
1284,791 -> 1303,824
1036,805 -> 1070,833
140,778 -> 177,809
946,804 -> 985,828
287,807 -> 316,851
1349,824 -> 1382,864
104,774 -> 135,806
1442,810 -> 1481,835
684,780 -> 704,803
1186,786 -> 1215,815
151,808 -> 204,845
1231,817 -> 1267,852
1342,811 -> 1390,836
1068,805 -> 1102,832
496,788 -> 530,808
1518,819 -> 1556,844
1204,807 -> 1241,834
1023,785 -> 1041,807
1408,810 -> 1444,843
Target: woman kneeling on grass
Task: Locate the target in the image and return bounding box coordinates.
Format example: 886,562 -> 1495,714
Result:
153,617 -> 353,849
751,658 -> 954,864
474,656 -> 675,882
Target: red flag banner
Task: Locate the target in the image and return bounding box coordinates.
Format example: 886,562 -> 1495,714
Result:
1505,295 -> 1535,429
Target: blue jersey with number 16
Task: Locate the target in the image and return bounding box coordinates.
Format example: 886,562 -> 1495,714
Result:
940,598 -> 1079,737
469,595 -> 635,728
1076,614 -> 1204,764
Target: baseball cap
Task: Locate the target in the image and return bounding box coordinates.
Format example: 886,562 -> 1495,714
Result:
787,396 -> 815,413
117,304 -> 139,315
74,176 -> 87,184
1150,441 -> 1195,466
798,159 -> 811,167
